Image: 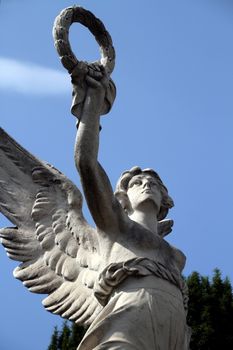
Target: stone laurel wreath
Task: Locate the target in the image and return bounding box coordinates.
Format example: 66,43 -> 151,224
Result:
53,6 -> 116,119
53,6 -> 115,74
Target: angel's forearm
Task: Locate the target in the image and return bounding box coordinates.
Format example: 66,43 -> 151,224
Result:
75,114 -> 116,230
74,76 -> 106,167
74,100 -> 122,231
75,109 -> 100,169
73,78 -> 122,231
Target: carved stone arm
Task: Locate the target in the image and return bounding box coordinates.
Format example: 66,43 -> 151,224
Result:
75,74 -> 124,232
53,6 -> 120,232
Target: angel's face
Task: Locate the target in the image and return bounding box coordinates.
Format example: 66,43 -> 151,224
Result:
127,174 -> 162,213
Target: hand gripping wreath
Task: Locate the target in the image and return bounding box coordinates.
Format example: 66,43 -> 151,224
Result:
53,6 -> 116,118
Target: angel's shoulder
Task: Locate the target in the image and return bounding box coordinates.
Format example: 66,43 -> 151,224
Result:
170,244 -> 186,272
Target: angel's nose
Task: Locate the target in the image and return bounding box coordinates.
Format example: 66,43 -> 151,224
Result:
143,181 -> 151,189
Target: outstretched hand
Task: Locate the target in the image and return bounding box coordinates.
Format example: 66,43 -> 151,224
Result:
70,62 -> 115,119
83,66 -> 110,116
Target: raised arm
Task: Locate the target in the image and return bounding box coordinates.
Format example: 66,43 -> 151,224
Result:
73,68 -> 123,231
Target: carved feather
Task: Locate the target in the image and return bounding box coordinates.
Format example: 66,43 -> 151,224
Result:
0,128 -> 101,325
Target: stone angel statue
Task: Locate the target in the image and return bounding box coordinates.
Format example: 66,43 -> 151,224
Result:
0,6 -> 191,350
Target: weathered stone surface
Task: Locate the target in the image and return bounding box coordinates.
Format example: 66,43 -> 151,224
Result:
0,6 -> 190,350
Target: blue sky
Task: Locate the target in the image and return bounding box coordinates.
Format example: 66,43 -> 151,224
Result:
0,1 -> 233,349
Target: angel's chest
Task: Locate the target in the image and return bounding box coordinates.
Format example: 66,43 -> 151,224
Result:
98,229 -> 173,268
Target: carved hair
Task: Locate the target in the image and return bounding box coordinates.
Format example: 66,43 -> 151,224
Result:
115,166 -> 174,221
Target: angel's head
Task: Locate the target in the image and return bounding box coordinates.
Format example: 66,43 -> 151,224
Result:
115,166 -> 174,220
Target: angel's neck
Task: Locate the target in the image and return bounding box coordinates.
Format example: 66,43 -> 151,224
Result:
129,210 -> 158,235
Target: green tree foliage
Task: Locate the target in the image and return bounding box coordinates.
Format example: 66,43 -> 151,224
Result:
187,269 -> 233,350
57,322 -> 71,350
48,270 -> 233,350
47,322 -> 87,350
47,326 -> 59,350
68,322 -> 87,350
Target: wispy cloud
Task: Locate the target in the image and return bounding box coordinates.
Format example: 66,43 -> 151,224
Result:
0,57 -> 70,95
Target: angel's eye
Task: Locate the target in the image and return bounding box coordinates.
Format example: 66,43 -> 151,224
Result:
129,179 -> 142,188
134,180 -> 141,185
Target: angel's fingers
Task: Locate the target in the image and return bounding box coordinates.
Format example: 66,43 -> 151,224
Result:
71,62 -> 88,78
86,75 -> 102,88
89,66 -> 109,84
99,66 -> 110,87
88,69 -> 103,80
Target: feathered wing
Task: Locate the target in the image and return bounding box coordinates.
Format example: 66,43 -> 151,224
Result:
0,128 -> 102,325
